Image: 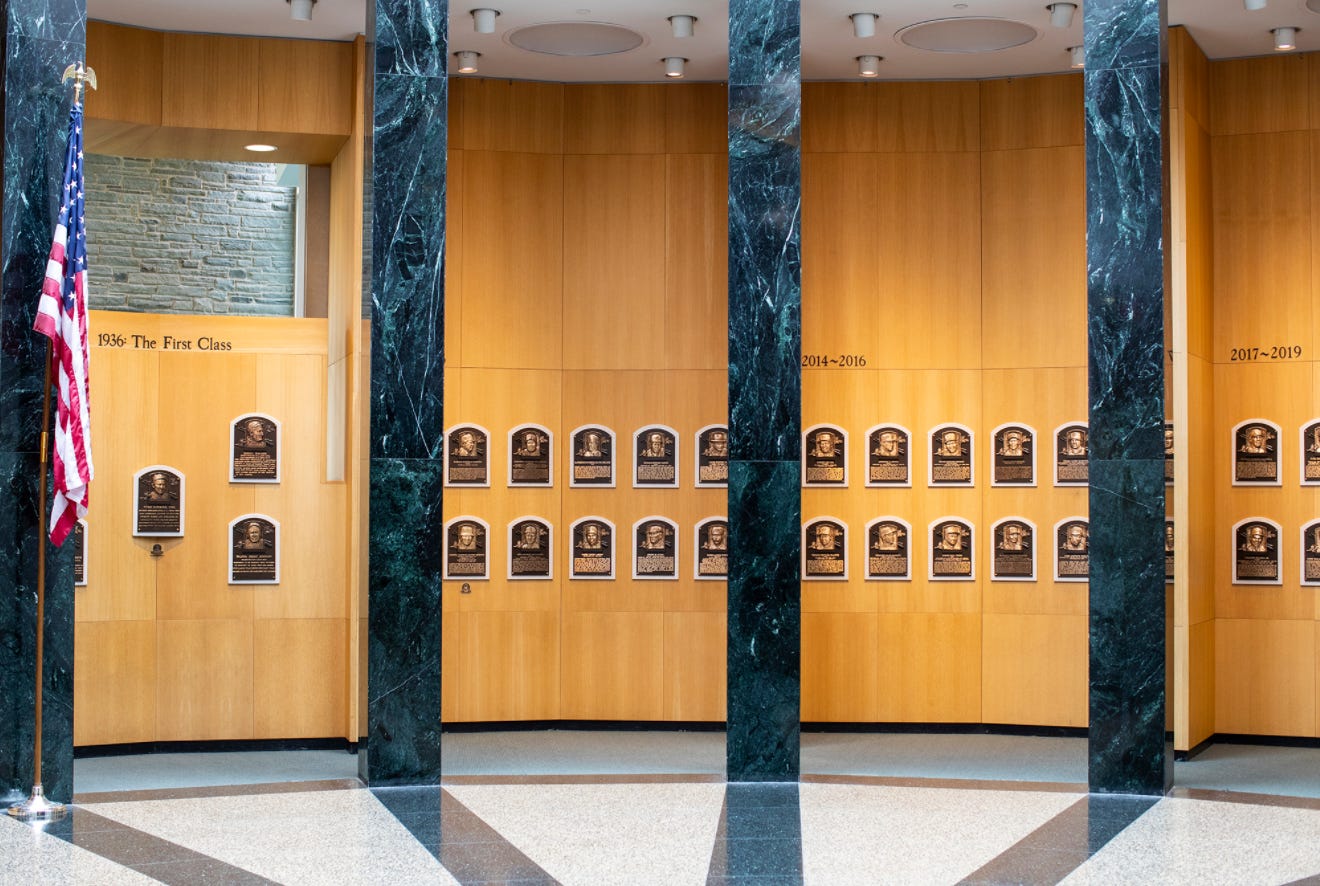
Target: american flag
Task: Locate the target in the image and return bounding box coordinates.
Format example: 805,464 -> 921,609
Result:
33,102 -> 93,547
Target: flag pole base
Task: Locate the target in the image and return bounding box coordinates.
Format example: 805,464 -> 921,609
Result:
7,785 -> 66,821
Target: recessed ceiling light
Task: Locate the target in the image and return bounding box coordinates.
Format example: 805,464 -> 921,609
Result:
245,144 -> 278,152
897,17 -> 1038,53
509,22 -> 645,57
1273,26 -> 1298,50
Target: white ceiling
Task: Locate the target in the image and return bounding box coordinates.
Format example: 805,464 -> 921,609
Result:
86,0 -> 1320,81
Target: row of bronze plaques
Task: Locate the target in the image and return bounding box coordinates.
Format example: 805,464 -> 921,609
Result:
70,514 -> 281,586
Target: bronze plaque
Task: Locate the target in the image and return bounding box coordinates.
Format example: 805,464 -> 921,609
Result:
634,426 -> 678,488
571,518 -> 614,579
992,425 -> 1035,486
1233,519 -> 1279,584
1233,421 -> 1279,484
509,518 -> 551,580
1302,421 -> 1320,484
1302,522 -> 1320,585
134,466 -> 184,537
634,518 -> 678,579
1055,519 -> 1090,581
445,519 -> 488,580
1165,520 -> 1175,584
509,426 -> 552,487
1164,422 -> 1174,485
230,515 -> 278,584
1055,423 -> 1089,486
73,519 -> 87,587
866,518 -> 910,580
696,426 -> 729,487
930,425 -> 972,486
230,414 -> 279,483
695,518 -> 729,580
803,426 -> 847,487
571,426 -> 615,487
992,520 -> 1035,581
866,425 -> 910,487
446,425 -> 490,487
930,519 -> 973,580
803,519 -> 847,579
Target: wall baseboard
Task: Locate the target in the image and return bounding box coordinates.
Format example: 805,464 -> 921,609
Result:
74,737 -> 356,758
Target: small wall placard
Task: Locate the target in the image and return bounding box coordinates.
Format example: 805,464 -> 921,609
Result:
1164,422 -> 1174,485
1300,420 -> 1320,485
991,423 -> 1036,487
73,519 -> 87,587
929,424 -> 973,487
445,424 -> 490,487
1054,422 -> 1089,486
508,516 -> 552,580
695,425 -> 729,487
570,517 -> 615,579
991,517 -> 1036,582
444,516 -> 489,580
929,517 -> 974,581
1231,419 -> 1280,486
1301,521 -> 1320,586
634,425 -> 679,488
229,514 -> 279,584
509,425 -> 553,487
1165,520 -> 1175,584
133,465 -> 185,537
1054,517 -> 1089,582
633,516 -> 678,579
865,516 -> 910,581
694,517 -> 728,580
570,425 -> 615,488
1232,517 -> 1280,585
865,424 -> 911,488
802,517 -> 847,580
229,413 -> 280,483
802,425 -> 847,487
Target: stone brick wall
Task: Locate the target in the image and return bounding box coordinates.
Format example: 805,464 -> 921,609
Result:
84,155 -> 296,316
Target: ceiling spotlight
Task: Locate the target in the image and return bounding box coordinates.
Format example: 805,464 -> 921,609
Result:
851,12 -> 878,39
245,144 -> 278,153
1244,0 -> 1266,9
472,8 -> 499,33
664,56 -> 687,78
669,15 -> 696,38
1068,45 -> 1085,68
857,55 -> 881,78
454,50 -> 481,74
288,0 -> 315,21
1274,26 -> 1298,50
1047,2 -> 1077,28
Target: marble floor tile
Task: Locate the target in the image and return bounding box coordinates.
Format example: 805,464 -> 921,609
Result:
0,814 -> 158,885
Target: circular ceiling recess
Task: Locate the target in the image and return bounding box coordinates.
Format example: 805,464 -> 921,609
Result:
897,17 -> 1038,53
508,22 -> 645,57
1308,0 -> 1320,14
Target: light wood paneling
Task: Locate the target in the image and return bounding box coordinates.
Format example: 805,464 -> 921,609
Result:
446,148 -> 466,370
563,84 -> 665,154
979,73 -> 1083,152
161,33 -> 260,132
1187,617 -> 1216,749
453,78 -> 564,154
157,619 -> 254,741
1215,618 -> 1316,736
443,611 -> 561,722
803,83 -> 881,153
876,612 -> 981,722
253,618 -> 346,738
89,313 -> 330,355
665,84 -> 726,154
1188,355 -> 1216,626
85,22 -> 162,126
1185,113 -> 1214,361
665,154 -> 728,370
1171,27 -> 1211,130
802,612 -> 878,722
1210,54 -> 1309,137
257,38 -> 354,136
875,81 -> 980,153
74,620 -> 156,746
562,612 -> 664,720
982,613 -> 1087,727
663,611 -> 726,721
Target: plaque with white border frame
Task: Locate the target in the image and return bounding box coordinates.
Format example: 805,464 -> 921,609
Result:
929,517 -> 974,581
1054,517 -> 1090,583
445,424 -> 491,487
990,423 -> 1036,487
569,425 -> 616,488
1164,421 -> 1174,485
634,425 -> 679,488
229,413 -> 281,483
1165,519 -> 1175,584
444,516 -> 489,580
508,516 -> 552,580
1301,521 -> 1320,586
133,465 -> 185,537
865,516 -> 910,581
1231,419 -> 1280,486
695,425 -> 729,488
865,424 -> 911,488
633,516 -> 679,580
570,516 -> 615,579
802,517 -> 847,580
228,514 -> 279,585
1054,421 -> 1089,486
694,517 -> 728,580
1300,420 -> 1320,485
929,424 -> 974,487
991,517 -> 1036,582
1232,517 -> 1280,585
73,519 -> 87,587
802,425 -> 847,487
508,425 -> 553,487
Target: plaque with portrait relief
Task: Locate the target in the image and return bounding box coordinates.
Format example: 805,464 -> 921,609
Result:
695,425 -> 729,488
1300,420 -> 1320,485
634,425 -> 679,488
991,518 -> 1036,582
509,425 -> 553,487
508,517 -> 552,581
444,516 -> 489,580
694,517 -> 729,581
73,519 -> 87,587
1165,520 -> 1175,584
1232,518 -> 1280,585
633,517 -> 678,580
1164,422 -> 1175,485
865,424 -> 911,488
1232,419 -> 1280,486
802,518 -> 847,580
229,514 -> 279,584
802,425 -> 847,487
929,517 -> 974,581
929,424 -> 973,487
570,517 -> 615,579
1301,521 -> 1320,586
991,423 -> 1036,487
445,424 -> 490,487
570,425 -> 616,488
133,465 -> 185,537
1054,518 -> 1090,583
865,517 -> 910,581
229,413 -> 280,483
1054,422 -> 1089,486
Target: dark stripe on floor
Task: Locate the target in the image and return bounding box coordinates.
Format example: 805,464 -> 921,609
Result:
373,785 -> 560,885
959,794 -> 1158,885
45,806 -> 276,885
442,773 -> 724,785
73,777 -> 363,804
802,773 -> 1087,794
706,783 -> 804,885
1170,786 -> 1320,811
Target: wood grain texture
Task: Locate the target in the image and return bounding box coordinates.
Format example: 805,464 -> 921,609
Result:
876,612 -> 981,722
979,73 -> 1083,152
257,38 -> 354,135
561,612 -> 664,720
981,613 -> 1087,727
563,84 -> 665,154
1214,618 -> 1316,737
74,620 -> 156,746
1210,54 -> 1309,137
665,154 -> 729,370
665,84 -> 726,154
253,618 -> 347,738
156,619 -> 254,741
161,33 -> 260,132
801,612 -> 878,722
85,21 -> 163,126
452,78 -> 564,154
663,611 -> 726,721
442,611 -> 562,722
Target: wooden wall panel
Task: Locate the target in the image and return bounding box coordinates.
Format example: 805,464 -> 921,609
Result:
563,85 -> 665,154
561,612 -> 664,720
1215,618 -> 1316,736
665,84 -> 726,154
665,154 -> 729,371
1211,54 -> 1309,137
1188,617 -> 1216,747
979,74 -> 1083,152
803,83 -> 882,153
85,22 -> 162,126
74,620 -> 155,746
875,81 -> 980,154
876,612 -> 981,722
442,611 -> 561,722
1185,115 -> 1214,361
802,612 -> 878,722
1188,355 -> 1216,626
453,78 -> 564,154
253,618 -> 346,737
446,148 -> 467,370
157,619 -> 254,741
257,39 -> 354,135
663,611 -> 726,721
1171,27 -> 1210,131
982,613 -> 1087,727
161,33 -> 260,132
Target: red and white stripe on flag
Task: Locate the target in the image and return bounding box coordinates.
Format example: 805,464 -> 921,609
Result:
33,103 -> 93,547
